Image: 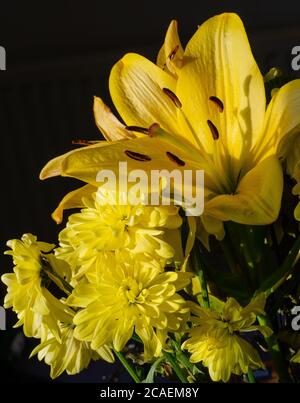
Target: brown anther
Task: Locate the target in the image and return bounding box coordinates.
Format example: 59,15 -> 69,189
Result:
125,150 -> 151,162
169,44 -> 179,61
207,120 -> 219,140
72,139 -> 98,146
125,126 -> 149,135
209,96 -> 224,113
166,152 -> 185,166
148,123 -> 161,137
162,88 -> 182,108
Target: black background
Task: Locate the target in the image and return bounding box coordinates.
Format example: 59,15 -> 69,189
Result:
0,0 -> 300,383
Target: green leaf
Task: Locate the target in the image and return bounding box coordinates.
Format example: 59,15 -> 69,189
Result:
255,236 -> 300,297
142,357 -> 164,383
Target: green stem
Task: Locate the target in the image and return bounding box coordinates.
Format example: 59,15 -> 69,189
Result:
270,224 -> 281,263
163,351 -> 188,383
255,235 -> 300,298
279,235 -> 300,276
170,339 -> 194,372
132,334 -> 189,383
220,237 -> 239,275
258,315 -> 293,383
191,240 -> 210,308
170,339 -> 206,380
224,223 -> 256,289
247,368 -> 256,383
239,239 -> 257,289
114,349 -> 141,383
170,339 -> 198,373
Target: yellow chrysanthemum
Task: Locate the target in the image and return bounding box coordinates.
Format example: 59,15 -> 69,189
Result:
2,234 -> 73,339
55,188 -> 182,280
67,252 -> 191,360
30,316 -> 114,379
182,294 -> 272,382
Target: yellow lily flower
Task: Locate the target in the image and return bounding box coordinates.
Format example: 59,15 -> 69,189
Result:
40,13 -> 300,237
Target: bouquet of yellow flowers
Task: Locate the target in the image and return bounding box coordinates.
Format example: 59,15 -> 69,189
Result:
2,13 -> 300,383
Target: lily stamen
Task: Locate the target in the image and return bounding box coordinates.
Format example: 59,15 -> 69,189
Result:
169,44 -> 179,61
125,125 -> 149,135
72,139 -> 99,146
166,151 -> 185,166
209,96 -> 224,113
125,150 -> 152,162
162,88 -> 182,108
207,120 -> 220,140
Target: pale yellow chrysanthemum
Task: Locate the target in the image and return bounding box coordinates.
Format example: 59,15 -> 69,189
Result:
182,294 -> 272,382
55,188 -> 182,280
67,252 -> 191,361
30,316 -> 114,379
2,234 -> 73,340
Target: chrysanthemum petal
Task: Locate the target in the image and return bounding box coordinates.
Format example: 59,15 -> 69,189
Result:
113,318 -> 134,351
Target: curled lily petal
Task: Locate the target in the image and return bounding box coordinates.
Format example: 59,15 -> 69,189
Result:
204,156 -> 283,224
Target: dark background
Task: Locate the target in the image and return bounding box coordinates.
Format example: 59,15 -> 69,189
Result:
0,0 -> 300,383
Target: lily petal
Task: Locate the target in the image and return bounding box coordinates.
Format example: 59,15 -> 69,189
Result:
201,215 -> 225,241
204,156 -> 283,224
52,184 -> 97,224
109,53 -> 180,134
93,96 -> 136,141
295,202 -> 300,221
40,135 -> 217,194
40,142 -> 108,180
177,13 -> 265,179
278,132 -> 300,177
156,20 -> 184,76
254,79 -> 300,163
